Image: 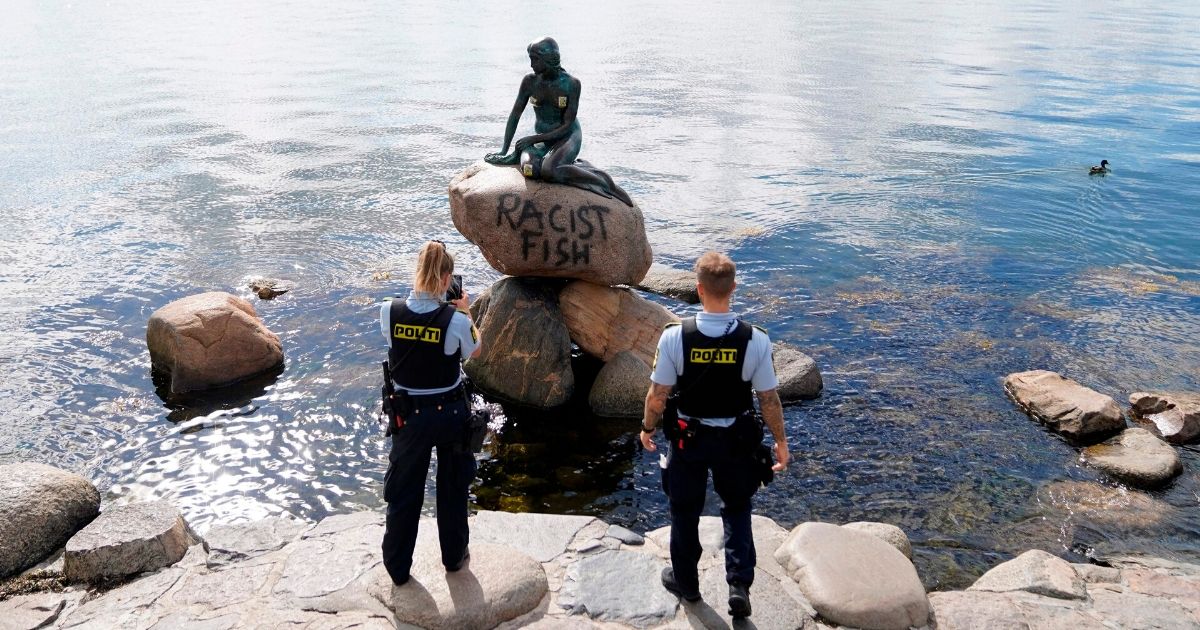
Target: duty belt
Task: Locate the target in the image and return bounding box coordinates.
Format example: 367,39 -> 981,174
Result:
408,385 -> 466,407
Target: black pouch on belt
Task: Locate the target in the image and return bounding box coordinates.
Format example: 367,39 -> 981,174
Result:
465,407 -> 489,453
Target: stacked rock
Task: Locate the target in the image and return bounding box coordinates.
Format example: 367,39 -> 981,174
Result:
450,162 -> 667,417
451,162 -> 824,417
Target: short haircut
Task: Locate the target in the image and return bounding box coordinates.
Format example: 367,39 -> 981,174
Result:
694,251 -> 736,298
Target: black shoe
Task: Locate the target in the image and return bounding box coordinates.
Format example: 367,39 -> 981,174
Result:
661,567 -> 702,602
446,548 -> 470,572
728,582 -> 751,619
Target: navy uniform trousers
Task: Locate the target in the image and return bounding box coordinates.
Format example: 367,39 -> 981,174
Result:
382,394 -> 476,584
667,424 -> 760,593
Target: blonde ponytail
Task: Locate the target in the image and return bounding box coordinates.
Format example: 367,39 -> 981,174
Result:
414,241 -> 455,294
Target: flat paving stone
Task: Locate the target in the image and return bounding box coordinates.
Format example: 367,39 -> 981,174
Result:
558,550 -> 676,628
674,565 -> 816,630
204,517 -> 308,567
472,510 -> 596,562
606,524 -> 645,546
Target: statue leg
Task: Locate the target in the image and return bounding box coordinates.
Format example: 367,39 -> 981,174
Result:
520,145 -> 549,179
543,133 -> 634,206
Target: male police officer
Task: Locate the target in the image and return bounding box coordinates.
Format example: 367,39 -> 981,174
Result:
640,251 -> 789,620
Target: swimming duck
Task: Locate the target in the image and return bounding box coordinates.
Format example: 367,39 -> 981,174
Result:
1089,159 -> 1109,175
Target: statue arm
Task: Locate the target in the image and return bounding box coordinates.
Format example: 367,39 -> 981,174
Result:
486,76 -> 533,162
514,77 -> 581,151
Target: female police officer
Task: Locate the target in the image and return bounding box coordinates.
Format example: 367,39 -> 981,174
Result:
379,240 -> 481,585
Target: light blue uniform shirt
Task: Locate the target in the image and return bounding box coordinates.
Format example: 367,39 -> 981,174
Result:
379,291 -> 480,395
650,311 -> 778,427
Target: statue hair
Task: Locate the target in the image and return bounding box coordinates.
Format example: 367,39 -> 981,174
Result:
527,37 -> 562,70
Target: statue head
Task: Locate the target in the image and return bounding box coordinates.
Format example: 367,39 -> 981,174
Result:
527,37 -> 561,73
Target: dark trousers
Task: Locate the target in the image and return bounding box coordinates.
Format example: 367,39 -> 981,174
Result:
382,395 -> 476,583
666,425 -> 760,592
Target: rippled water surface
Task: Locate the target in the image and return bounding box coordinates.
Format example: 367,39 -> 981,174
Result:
2,0 -> 1198,588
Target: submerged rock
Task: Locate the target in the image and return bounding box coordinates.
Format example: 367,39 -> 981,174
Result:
1003,370 -> 1125,442
449,162 -> 653,286
1129,391 -> 1200,444
559,281 -> 679,367
0,463 -> 100,578
64,500 -> 201,582
465,278 -> 574,408
146,292 -> 284,394
774,521 -> 930,630
1081,427 -> 1182,489
247,277 -> 294,300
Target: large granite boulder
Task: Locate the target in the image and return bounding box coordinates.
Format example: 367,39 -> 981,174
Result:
370,542 -> 546,630
449,162 -> 653,286
773,342 -> 823,401
0,463 -> 100,578
967,549 -> 1087,600
64,500 -> 201,582
842,521 -> 912,559
1003,370 -> 1125,442
146,292 -> 284,394
465,278 -> 574,408
1129,391 -> 1200,444
559,281 -> 679,367
588,351 -> 650,418
1081,427 -> 1182,488
774,521 -> 930,630
632,264 -> 699,304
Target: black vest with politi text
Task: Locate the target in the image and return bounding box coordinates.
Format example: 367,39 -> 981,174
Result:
676,317 -> 754,418
387,300 -> 460,390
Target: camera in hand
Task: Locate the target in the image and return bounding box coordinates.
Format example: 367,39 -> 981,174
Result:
446,274 -> 463,302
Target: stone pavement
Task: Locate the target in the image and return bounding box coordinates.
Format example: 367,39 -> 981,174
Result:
3,510 -> 1198,629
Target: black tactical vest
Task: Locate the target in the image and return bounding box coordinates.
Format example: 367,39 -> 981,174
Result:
387,300 -> 461,390
676,317 -> 754,418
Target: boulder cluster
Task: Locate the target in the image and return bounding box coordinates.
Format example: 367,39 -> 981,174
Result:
451,163 -> 822,415
1004,369 -> 1196,488
6,476 -> 1197,630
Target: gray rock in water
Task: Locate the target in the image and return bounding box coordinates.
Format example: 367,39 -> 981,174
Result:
605,524 -> 645,546
558,550 -> 677,628
842,522 -> 912,559
64,500 -> 200,582
471,510 -> 596,562
774,522 -> 930,630
465,278 -> 575,408
0,462 -> 100,578
588,351 -> 650,419
204,516 -> 308,567
146,292 -> 284,394
968,549 -> 1087,600
1129,391 -> 1200,444
773,342 -> 823,401
1003,370 -> 1125,442
632,264 -> 700,304
1082,427 -> 1182,489
370,542 -> 546,630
